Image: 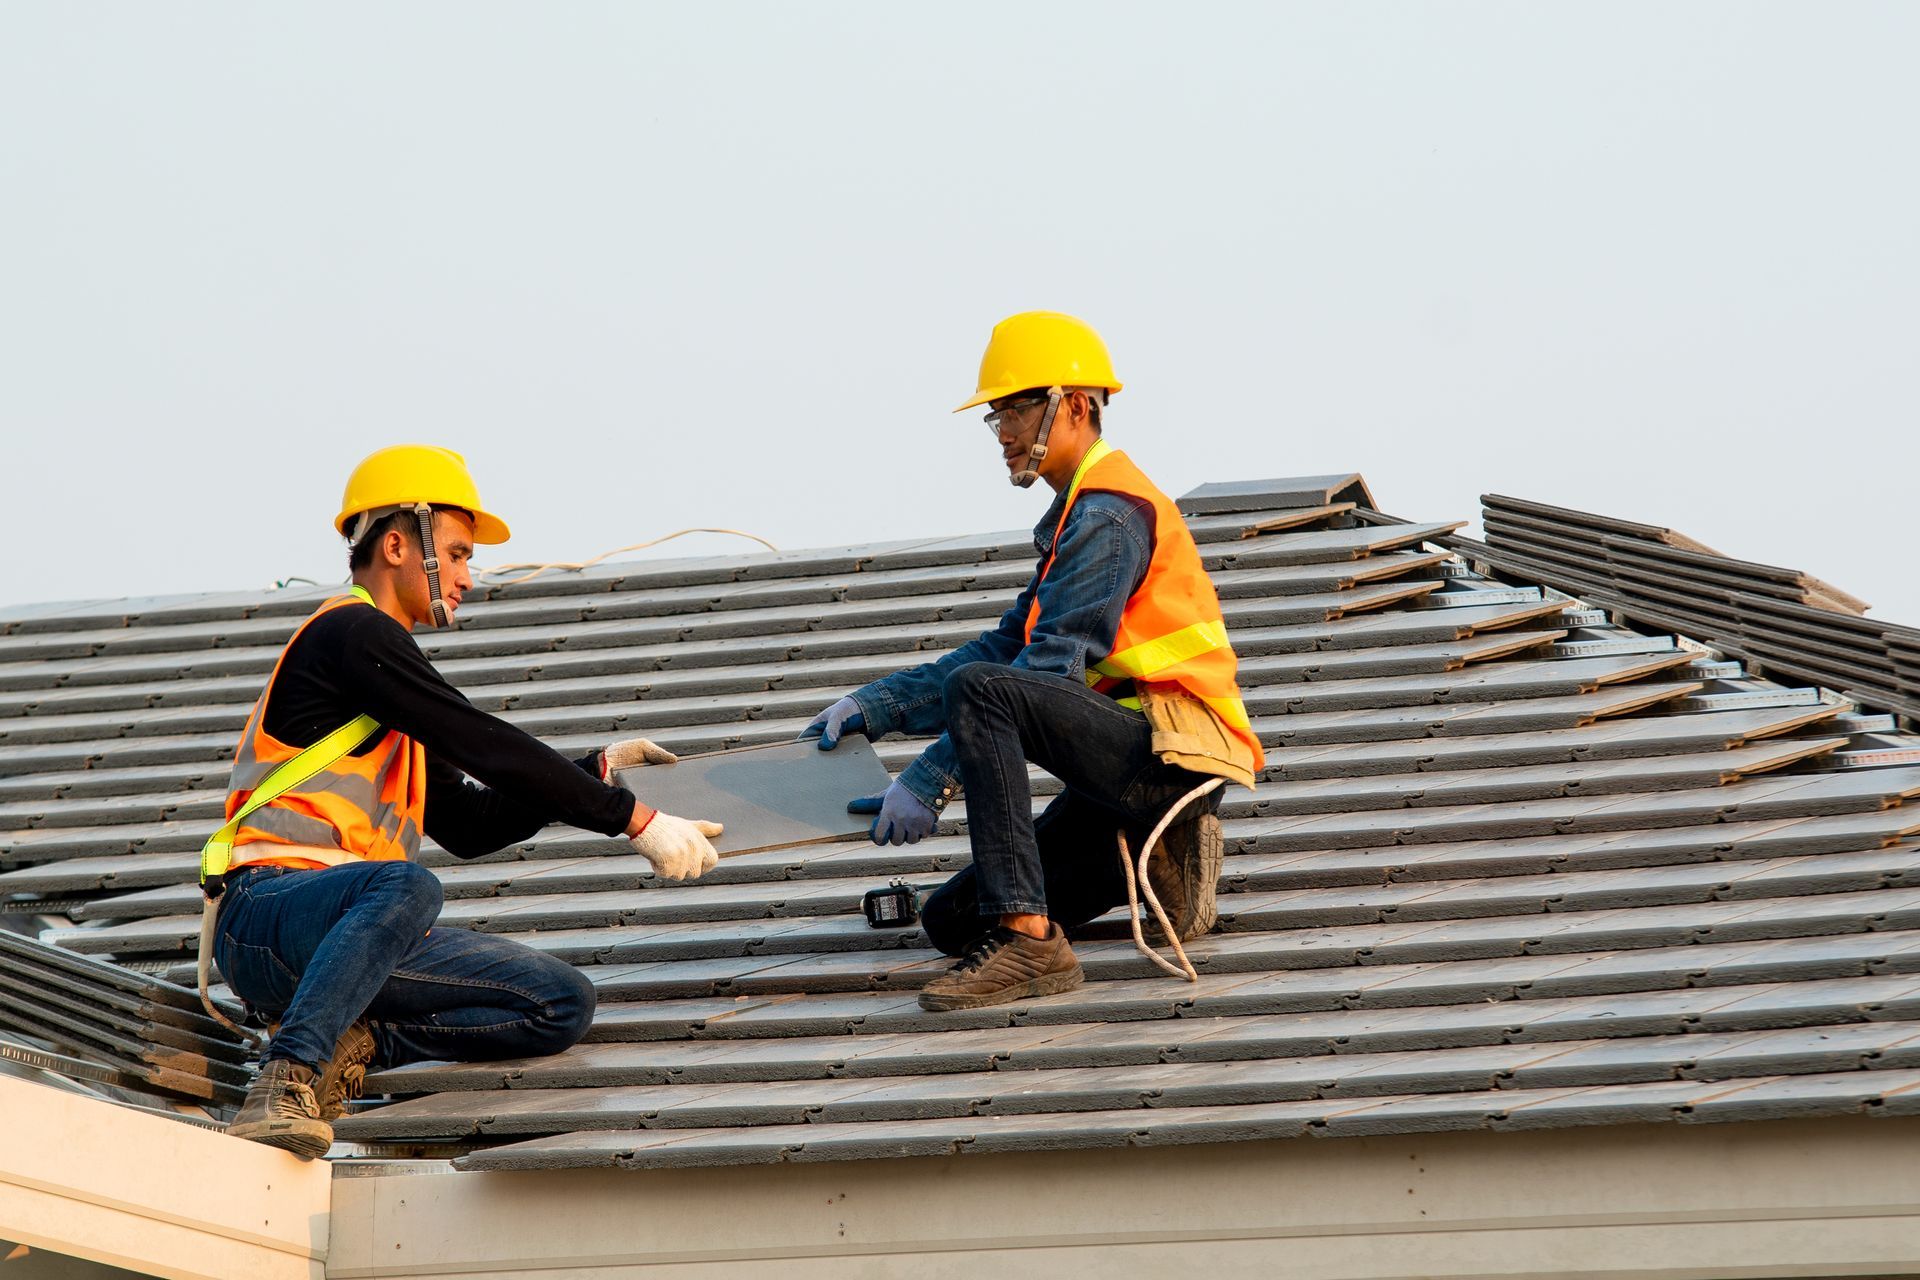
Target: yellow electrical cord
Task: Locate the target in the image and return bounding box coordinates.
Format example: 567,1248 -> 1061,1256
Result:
476,528 -> 779,587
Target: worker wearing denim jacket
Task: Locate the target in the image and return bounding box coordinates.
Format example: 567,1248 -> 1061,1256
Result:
806,312 -> 1262,1012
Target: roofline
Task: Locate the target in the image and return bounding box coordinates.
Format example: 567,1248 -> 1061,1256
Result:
0,472 -> 1383,622
327,1113 -> 1920,1278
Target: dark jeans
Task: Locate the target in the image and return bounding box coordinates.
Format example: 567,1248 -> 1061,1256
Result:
922,662 -> 1222,956
214,860 -> 594,1071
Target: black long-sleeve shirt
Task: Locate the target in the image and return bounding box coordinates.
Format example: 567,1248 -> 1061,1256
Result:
260,602 -> 638,859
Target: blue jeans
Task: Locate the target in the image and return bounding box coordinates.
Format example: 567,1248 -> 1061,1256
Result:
213,861 -> 595,1071
921,663 -> 1222,953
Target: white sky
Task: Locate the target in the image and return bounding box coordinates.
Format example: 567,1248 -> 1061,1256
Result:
2,3 -> 1915,621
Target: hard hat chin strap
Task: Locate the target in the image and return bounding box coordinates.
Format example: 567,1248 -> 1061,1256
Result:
412,503 -> 455,629
1010,388 -> 1062,489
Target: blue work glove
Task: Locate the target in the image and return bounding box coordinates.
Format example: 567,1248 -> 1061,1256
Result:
849,781 -> 938,846
800,695 -> 865,751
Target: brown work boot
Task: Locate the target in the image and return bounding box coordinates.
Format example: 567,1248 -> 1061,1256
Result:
226,1059 -> 332,1159
314,1020 -> 377,1122
1147,810 -> 1224,942
919,925 -> 1084,1012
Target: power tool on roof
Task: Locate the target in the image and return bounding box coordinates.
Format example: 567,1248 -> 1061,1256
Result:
861,880 -> 920,929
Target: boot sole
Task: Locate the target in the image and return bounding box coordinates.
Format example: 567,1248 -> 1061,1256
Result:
226,1119 -> 333,1160
1184,814 -> 1225,941
1156,813 -> 1224,942
917,962 -> 1084,1012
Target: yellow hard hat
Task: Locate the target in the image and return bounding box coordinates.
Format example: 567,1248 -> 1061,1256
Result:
335,445 -> 511,544
954,311 -> 1123,413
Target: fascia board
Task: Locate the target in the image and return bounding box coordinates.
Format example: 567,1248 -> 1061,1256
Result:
325,1114 -> 1920,1280
0,1074 -> 329,1280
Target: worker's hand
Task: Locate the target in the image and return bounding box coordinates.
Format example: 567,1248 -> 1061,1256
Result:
800,696 -> 864,751
630,812 -> 723,881
849,782 -> 937,846
603,737 -> 677,777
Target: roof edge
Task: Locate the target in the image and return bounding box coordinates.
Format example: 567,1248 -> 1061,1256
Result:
0,1074 -> 329,1278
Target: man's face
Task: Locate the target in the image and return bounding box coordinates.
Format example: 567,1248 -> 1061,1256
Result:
385,509 -> 477,625
430,510 -> 477,620
986,393 -> 1051,479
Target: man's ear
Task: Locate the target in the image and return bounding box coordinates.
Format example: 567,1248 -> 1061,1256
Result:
382,527 -> 409,568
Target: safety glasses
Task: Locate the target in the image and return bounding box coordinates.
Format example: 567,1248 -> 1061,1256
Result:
982,394 -> 1053,439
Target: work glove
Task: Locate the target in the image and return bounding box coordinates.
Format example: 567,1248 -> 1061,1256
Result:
630,812 -> 724,881
800,695 -> 864,751
602,737 -> 678,778
849,781 -> 938,846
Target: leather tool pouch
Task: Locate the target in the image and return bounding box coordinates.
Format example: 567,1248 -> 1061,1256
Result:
1138,683 -> 1258,789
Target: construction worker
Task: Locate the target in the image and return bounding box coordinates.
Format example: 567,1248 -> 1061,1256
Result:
805,313 -> 1264,1010
210,445 -> 725,1157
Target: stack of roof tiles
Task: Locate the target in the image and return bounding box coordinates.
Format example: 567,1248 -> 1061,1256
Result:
1451,494 -> 1920,724
3,473 -> 1920,1169
0,928 -> 249,1106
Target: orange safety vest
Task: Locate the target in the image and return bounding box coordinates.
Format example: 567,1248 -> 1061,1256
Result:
223,591 -> 427,871
1023,439 -> 1266,774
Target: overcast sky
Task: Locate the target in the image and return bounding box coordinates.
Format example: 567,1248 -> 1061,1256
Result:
2,3 -> 1914,623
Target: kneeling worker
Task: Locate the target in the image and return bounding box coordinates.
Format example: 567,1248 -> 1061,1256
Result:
806,313 -> 1264,1010
210,445 -> 723,1156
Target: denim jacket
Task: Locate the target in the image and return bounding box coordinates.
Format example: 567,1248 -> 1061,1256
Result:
850,484 -> 1155,811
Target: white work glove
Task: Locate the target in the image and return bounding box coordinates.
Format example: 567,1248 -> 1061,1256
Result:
630,812 -> 723,882
603,737 -> 678,775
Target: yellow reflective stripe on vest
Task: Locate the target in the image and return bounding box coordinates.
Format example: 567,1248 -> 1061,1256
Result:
1060,437 -> 1113,510
1091,618 -> 1232,681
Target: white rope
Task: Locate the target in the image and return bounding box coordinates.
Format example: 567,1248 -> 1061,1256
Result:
197,899 -> 262,1045
476,528 -> 779,587
1116,776 -> 1224,983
